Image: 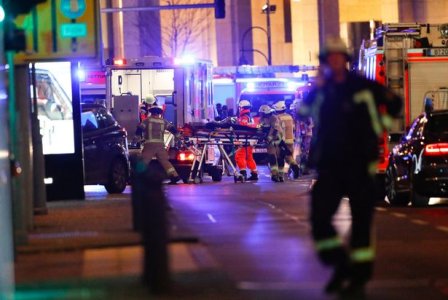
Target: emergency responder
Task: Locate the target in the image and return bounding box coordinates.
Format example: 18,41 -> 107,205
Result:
290,99 -> 314,175
139,94 -> 157,122
235,99 -> 258,181
273,100 -> 300,180
298,37 -> 401,297
136,104 -> 181,184
258,105 -> 283,182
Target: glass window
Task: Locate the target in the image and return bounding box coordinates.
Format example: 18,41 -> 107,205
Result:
81,111 -> 99,132
426,114 -> 448,135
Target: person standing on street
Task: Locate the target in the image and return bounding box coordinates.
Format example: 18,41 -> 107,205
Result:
258,105 -> 283,182
273,100 -> 301,181
291,99 -> 314,175
234,99 -> 258,181
136,105 -> 181,184
298,37 -> 402,297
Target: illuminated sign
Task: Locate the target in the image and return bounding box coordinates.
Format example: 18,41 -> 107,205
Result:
34,62 -> 75,155
14,0 -> 99,62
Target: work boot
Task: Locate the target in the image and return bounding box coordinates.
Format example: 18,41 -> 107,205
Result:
291,164 -> 300,179
278,174 -> 285,182
324,263 -> 351,294
247,172 -> 258,181
169,175 -> 181,185
271,175 -> 280,182
239,170 -> 247,181
338,280 -> 367,299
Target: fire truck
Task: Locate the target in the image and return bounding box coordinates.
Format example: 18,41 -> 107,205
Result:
103,56 -> 221,182
359,23 -> 448,181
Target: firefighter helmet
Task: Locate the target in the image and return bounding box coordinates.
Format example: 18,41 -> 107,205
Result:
259,104 -> 274,114
148,104 -> 163,115
145,94 -> 156,105
238,99 -> 251,109
318,36 -> 352,61
272,101 -> 286,112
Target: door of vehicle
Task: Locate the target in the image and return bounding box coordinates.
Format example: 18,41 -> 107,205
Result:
82,111 -> 102,183
394,115 -> 426,188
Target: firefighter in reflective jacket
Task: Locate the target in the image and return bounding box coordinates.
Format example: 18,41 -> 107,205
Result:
273,100 -> 301,180
136,105 -> 181,184
235,100 -> 258,181
258,105 -> 283,182
298,37 -> 402,296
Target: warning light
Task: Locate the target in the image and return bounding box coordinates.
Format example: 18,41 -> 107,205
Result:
113,58 -> 126,66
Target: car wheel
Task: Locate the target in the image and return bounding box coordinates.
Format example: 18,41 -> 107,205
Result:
105,157 -> 128,194
385,165 -> 409,206
211,167 -> 223,182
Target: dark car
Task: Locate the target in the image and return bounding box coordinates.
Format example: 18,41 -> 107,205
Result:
385,110 -> 448,206
81,103 -> 130,193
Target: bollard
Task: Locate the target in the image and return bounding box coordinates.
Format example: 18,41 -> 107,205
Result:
130,155 -> 146,232
132,159 -> 170,294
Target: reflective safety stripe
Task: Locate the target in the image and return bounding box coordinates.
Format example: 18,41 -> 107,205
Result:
270,166 -> 278,171
381,114 -> 393,130
167,167 -> 176,175
368,160 -> 378,176
353,90 -> 383,137
351,247 -> 375,263
315,236 -> 342,252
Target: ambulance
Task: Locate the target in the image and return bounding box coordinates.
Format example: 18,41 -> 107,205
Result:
103,56 -> 220,182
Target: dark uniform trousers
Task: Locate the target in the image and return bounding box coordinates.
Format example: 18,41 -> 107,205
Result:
311,165 -> 376,283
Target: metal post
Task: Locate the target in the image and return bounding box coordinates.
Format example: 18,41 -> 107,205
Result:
131,158 -> 170,293
266,0 -> 272,65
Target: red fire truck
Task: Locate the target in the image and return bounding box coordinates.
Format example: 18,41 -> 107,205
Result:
359,23 -> 448,183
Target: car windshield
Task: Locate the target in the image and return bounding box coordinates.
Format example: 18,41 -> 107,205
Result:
426,114 -> 448,135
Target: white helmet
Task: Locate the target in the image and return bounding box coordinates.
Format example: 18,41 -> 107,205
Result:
238,99 -> 251,108
148,104 -> 163,114
289,99 -> 299,111
272,101 -> 286,112
145,94 -> 156,105
259,104 -> 274,114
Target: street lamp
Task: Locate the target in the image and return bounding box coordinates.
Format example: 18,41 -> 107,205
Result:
261,0 -> 276,66
239,26 -> 270,65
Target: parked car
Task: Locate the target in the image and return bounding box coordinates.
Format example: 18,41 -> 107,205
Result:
81,103 -> 130,193
385,109 -> 448,206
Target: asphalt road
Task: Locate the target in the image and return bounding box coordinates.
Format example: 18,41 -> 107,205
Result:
165,169 -> 448,300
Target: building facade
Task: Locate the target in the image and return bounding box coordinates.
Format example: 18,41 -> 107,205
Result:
101,0 -> 448,67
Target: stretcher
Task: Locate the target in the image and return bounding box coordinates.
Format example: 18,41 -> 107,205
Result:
184,124 -> 266,183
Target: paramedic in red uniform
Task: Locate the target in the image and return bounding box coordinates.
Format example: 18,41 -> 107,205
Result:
298,37 -> 402,297
235,100 -> 258,181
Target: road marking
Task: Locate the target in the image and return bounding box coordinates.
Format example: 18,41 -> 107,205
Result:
410,219 -> 429,225
207,213 -> 217,223
391,212 -> 407,218
436,226 -> 448,233
375,207 -> 387,212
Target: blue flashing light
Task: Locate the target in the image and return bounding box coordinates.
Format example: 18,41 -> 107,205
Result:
246,82 -> 255,92
77,69 -> 86,82
0,6 -> 5,22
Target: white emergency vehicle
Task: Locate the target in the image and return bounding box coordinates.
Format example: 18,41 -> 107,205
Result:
103,56 -> 220,183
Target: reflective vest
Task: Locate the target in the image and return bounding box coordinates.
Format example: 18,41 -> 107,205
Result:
278,113 -> 295,144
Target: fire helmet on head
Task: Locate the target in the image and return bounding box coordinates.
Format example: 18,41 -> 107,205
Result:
145,94 -> 156,105
318,36 -> 352,62
272,100 -> 286,112
259,104 -> 274,115
238,99 -> 251,109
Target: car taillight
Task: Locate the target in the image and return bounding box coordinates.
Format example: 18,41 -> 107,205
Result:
424,143 -> 448,156
177,151 -> 195,161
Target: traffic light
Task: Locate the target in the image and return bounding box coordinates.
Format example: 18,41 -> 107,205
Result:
215,0 -> 225,19
3,0 -> 46,18
2,0 -> 47,51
